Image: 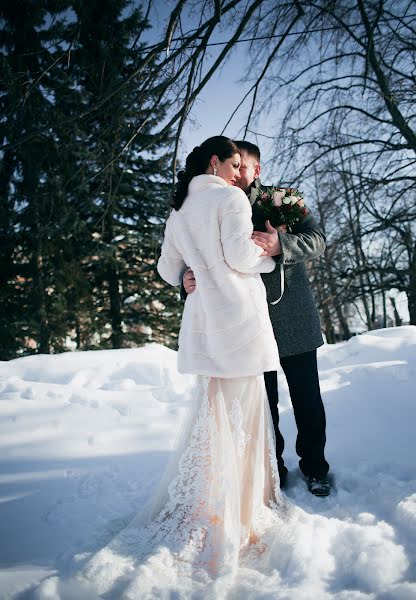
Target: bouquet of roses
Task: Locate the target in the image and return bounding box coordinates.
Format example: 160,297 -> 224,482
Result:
251,186 -> 308,233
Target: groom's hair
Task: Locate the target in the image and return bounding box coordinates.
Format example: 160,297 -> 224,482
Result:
234,140 -> 261,163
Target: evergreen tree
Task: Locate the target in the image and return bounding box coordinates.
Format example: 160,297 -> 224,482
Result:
1,1 -> 182,357
0,0 -> 79,358
65,0 -> 180,349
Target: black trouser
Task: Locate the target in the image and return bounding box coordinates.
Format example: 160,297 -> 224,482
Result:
264,349 -> 329,478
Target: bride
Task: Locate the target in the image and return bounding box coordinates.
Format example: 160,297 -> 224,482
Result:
80,136 -> 298,597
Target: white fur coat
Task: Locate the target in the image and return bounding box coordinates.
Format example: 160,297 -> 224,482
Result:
157,174 -> 279,377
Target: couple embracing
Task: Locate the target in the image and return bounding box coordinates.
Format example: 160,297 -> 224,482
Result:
177,138 -> 330,498
82,136 -> 330,591
157,136 -> 330,559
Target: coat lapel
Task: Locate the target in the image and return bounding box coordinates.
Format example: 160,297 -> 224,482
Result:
248,178 -> 262,206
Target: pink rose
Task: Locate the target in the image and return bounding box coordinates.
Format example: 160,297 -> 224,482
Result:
272,190 -> 285,207
297,199 -> 305,207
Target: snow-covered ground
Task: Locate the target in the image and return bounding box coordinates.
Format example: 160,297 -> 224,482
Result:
1,327 -> 415,599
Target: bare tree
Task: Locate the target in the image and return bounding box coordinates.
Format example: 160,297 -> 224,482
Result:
240,0 -> 415,325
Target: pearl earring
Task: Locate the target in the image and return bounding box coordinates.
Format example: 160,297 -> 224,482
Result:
213,167 -> 218,176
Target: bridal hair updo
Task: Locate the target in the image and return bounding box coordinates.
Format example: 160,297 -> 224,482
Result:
172,136 -> 239,210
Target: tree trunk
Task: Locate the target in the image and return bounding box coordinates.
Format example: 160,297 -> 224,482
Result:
389,297 -> 402,327
344,180 -> 373,330
325,253 -> 351,340
321,299 -> 336,344
408,249 -> 416,326
75,315 -> 81,349
107,258 -> 123,348
33,249 -> 50,353
337,305 -> 351,340
382,288 -> 387,328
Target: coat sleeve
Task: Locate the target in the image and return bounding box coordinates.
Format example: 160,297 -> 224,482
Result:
157,214 -> 186,286
274,209 -> 326,266
220,188 -> 276,274
179,264 -> 190,300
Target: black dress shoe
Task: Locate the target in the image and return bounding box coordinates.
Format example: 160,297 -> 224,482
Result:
306,475 -> 331,497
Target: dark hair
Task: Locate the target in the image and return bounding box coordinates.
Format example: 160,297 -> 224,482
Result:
172,136 -> 239,210
234,140 -> 261,163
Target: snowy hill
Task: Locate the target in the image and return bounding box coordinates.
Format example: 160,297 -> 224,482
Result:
0,327 -> 415,599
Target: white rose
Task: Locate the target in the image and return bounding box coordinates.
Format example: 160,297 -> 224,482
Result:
282,196 -> 292,204
290,195 -> 300,205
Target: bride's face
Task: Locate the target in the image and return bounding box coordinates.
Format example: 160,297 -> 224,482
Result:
209,153 -> 241,186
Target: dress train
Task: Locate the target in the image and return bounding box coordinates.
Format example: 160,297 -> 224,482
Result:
80,375 -> 298,597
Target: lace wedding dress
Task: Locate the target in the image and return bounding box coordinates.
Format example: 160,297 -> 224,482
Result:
80,375 -> 298,598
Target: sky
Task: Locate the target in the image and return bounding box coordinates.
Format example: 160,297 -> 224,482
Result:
143,1 -> 280,172
0,326 -> 415,598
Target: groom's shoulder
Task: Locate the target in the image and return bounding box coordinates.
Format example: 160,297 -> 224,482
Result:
255,178 -> 272,191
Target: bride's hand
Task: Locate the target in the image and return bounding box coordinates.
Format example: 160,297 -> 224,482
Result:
183,268 -> 196,294
252,221 -> 284,257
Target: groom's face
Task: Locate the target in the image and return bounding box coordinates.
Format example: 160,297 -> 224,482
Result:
235,151 -> 261,193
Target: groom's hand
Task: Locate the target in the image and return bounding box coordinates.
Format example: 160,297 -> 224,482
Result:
252,220 -> 285,256
183,268 -> 196,294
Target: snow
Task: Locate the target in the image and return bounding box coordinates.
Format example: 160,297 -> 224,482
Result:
0,326 -> 415,599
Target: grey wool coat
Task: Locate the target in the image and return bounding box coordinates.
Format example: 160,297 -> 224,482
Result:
249,179 -> 325,357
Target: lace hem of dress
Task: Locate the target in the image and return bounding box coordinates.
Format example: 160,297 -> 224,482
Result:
81,375 -> 297,596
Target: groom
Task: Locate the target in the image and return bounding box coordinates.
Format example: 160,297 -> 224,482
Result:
182,141 -> 330,496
